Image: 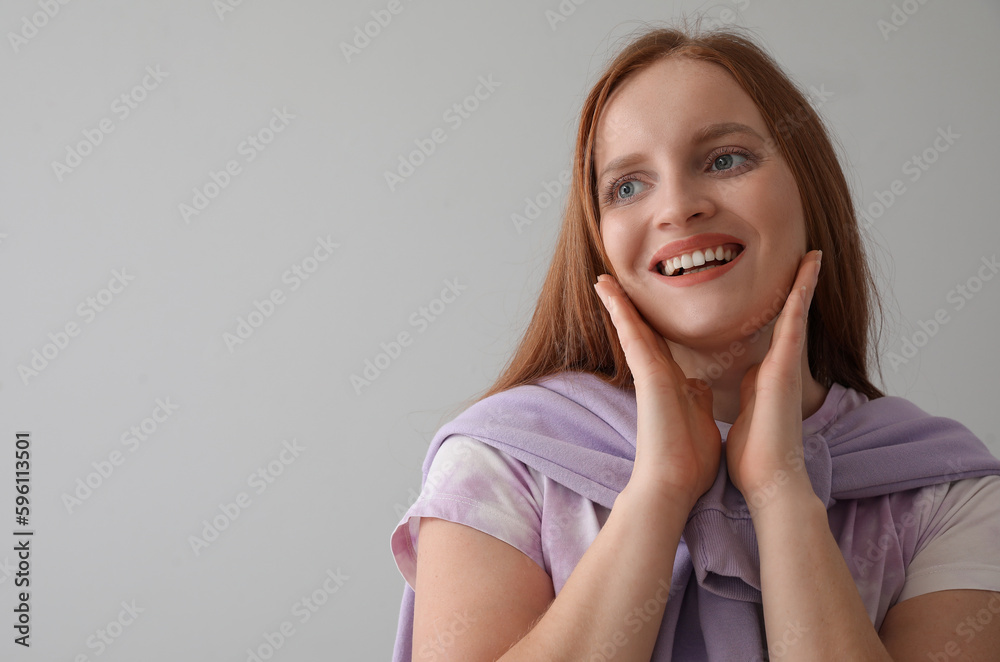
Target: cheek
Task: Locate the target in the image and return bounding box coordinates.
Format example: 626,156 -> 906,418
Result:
773,176 -> 808,246
599,217 -> 638,274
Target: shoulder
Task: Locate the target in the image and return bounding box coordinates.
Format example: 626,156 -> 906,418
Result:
391,434 -> 549,590
815,384 -> 1000,498
424,434 -> 541,507
878,475 -> 1000,660
826,474 -> 1000,630
425,434 -> 546,514
900,474 -> 1000,600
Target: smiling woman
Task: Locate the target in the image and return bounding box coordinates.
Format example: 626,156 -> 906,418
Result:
390,24 -> 1000,662
592,54 -> 829,425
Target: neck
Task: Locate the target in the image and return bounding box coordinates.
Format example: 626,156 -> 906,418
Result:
665,329 -> 829,425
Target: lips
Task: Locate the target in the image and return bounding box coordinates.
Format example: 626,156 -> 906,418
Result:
648,233 -> 746,276
658,244 -> 743,276
652,247 -> 744,286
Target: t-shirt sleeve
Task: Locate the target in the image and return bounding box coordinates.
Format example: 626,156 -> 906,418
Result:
390,435 -> 546,591
898,474 -> 1000,602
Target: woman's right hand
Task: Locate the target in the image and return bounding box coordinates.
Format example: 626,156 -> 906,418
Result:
594,274 -> 722,509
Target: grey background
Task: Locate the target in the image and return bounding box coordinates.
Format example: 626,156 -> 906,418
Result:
2,0 -> 998,660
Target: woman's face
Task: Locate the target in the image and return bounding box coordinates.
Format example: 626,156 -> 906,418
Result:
595,56 -> 808,351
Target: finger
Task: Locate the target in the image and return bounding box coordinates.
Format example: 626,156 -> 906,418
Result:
594,275 -> 682,381
763,250 -> 822,372
798,249 -> 822,308
595,275 -> 672,350
594,275 -> 663,358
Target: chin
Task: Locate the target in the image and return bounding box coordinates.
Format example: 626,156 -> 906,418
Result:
653,311 -> 741,343
661,326 -> 738,351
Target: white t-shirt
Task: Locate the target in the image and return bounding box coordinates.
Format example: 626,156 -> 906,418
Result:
392,434 -> 1000,630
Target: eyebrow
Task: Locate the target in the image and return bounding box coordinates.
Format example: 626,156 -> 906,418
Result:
596,122 -> 767,183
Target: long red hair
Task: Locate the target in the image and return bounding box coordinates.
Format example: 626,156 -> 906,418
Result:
469,25 -> 885,408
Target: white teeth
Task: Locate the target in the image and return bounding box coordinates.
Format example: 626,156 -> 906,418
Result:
659,244 -> 741,277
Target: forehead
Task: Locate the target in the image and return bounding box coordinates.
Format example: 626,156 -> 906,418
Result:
594,57 -> 768,160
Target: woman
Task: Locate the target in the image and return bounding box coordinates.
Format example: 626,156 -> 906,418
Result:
391,25 -> 1000,661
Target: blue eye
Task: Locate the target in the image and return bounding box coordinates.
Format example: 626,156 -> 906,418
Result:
617,179 -> 644,199
602,148 -> 753,207
601,175 -> 647,206
711,152 -> 748,171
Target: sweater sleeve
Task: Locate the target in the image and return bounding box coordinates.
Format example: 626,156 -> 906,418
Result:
390,435 -> 546,592
898,474 -> 1000,602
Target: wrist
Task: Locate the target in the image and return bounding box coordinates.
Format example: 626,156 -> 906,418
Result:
617,478 -> 701,520
748,483 -> 825,524
737,461 -> 815,513
625,458 -> 720,513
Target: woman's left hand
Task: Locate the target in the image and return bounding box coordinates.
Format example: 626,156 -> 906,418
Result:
725,250 -> 822,509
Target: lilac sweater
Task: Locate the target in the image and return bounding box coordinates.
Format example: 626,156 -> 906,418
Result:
391,371 -> 1000,660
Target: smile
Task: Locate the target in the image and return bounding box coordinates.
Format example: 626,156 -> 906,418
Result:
652,248 -> 745,287
657,243 -> 745,276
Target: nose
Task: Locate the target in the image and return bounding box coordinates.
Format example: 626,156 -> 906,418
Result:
649,167 -> 716,229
